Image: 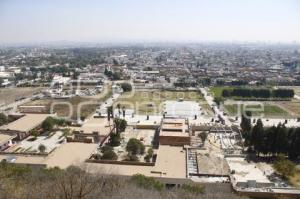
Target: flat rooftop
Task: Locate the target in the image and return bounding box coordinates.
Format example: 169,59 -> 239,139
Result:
0,154 -> 46,165
71,117 -> 111,136
160,118 -> 188,136
0,143 -> 97,168
86,145 -> 186,179
0,114 -> 51,132
44,143 -> 98,169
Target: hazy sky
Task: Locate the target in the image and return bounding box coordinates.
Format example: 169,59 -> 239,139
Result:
0,0 -> 300,44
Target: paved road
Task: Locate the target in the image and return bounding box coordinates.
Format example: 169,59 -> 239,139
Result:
199,87 -> 232,126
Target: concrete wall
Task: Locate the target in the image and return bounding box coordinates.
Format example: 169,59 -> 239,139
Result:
86,159 -> 155,166
19,106 -> 48,114
159,136 -> 190,146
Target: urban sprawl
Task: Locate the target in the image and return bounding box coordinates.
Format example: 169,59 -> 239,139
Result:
1,43 -> 300,198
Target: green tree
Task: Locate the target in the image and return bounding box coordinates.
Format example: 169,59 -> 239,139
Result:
109,133 -> 121,147
0,113 -> 8,126
276,124 -> 288,155
241,111 -> 252,145
114,118 -> 127,134
42,117 -> 55,131
126,138 -> 145,155
120,82 -> 132,92
287,128 -> 300,159
251,119 -> 264,156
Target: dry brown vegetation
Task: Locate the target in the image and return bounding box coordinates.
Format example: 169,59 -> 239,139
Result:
289,165 -> 300,188
0,87 -> 45,104
275,100 -> 300,117
0,163 -> 246,199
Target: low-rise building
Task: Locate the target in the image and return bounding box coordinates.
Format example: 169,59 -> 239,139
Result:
0,114 -> 51,140
159,118 -> 190,146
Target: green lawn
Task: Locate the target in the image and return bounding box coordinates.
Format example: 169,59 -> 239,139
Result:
210,86 -> 230,98
115,90 -> 206,114
223,103 -> 290,117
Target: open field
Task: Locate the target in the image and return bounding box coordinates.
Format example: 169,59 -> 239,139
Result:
0,87 -> 45,104
24,87 -> 112,120
114,90 -> 207,114
223,103 -> 291,118
274,100 -> 300,117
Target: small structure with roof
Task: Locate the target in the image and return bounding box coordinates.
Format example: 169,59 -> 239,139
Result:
0,114 -> 51,140
159,118 -> 190,146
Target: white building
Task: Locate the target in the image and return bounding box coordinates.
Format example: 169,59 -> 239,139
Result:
163,100 -> 202,118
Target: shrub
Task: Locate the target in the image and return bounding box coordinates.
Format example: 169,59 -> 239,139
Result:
38,144 -> 46,153
181,184 -> 204,194
30,129 -> 39,137
92,154 -> 102,160
147,148 -> 153,157
144,154 -> 151,162
42,117 -> 68,131
273,154 -> 296,177
101,145 -> 113,153
126,154 -> 139,162
101,150 -> 118,160
144,148 -> 154,162
130,174 -> 164,191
